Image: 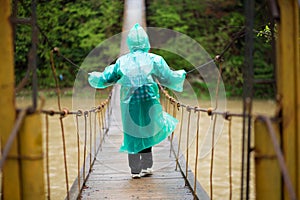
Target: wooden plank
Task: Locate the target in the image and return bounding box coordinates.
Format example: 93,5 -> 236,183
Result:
87,171 -> 183,181
80,129 -> 197,199
81,176 -> 193,199
83,192 -> 193,200
79,123 -> 212,199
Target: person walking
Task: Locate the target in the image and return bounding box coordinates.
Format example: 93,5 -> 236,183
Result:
88,23 -> 186,178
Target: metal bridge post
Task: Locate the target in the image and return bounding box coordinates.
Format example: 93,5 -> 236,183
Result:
0,0 -> 21,199
276,0 -> 300,199
19,113 -> 45,199
242,0 -> 254,199
254,1 -> 299,200
1,0 -> 45,199
254,119 -> 281,200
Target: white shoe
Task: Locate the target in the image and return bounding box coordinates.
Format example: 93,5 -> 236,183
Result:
131,173 -> 141,179
141,168 -> 153,177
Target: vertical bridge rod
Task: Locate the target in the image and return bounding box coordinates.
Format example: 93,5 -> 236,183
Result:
0,0 -> 20,199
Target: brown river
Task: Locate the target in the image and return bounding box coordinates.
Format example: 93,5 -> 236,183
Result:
14,95 -> 276,200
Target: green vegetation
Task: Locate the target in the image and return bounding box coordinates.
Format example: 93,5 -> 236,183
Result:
14,0 -> 123,89
146,0 -> 275,98
14,0 -> 275,98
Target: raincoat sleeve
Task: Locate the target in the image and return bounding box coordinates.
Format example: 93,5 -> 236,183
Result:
88,63 -> 121,89
152,55 -> 186,92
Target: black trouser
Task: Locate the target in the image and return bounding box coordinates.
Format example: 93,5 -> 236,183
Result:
128,147 -> 153,174
138,147 -> 152,153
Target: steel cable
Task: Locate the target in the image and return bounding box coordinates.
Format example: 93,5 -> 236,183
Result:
175,106 -> 184,171
75,113 -> 81,194
193,111 -> 201,200
59,115 -> 69,200
185,107 -> 192,184
210,115 -> 218,200
45,114 -> 51,200
228,117 -> 233,200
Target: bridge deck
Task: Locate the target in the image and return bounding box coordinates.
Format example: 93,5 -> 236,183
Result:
80,125 -> 194,200
80,0 -> 195,199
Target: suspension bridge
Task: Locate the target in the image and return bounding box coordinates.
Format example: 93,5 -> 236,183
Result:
1,0 -> 300,200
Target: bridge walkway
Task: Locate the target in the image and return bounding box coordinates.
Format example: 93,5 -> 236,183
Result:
80,123 -> 194,199
80,0 -> 199,199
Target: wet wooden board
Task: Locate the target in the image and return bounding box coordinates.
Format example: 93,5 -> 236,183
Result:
80,129 -> 195,200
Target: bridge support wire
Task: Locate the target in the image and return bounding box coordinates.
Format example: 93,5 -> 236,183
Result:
185,107 -> 192,185
227,116 -> 233,200
41,96 -> 111,199
159,82 -> 258,200
45,114 -> 50,200
75,113 -> 81,197
210,115 -> 218,200
193,111 -> 201,200
41,49 -> 112,199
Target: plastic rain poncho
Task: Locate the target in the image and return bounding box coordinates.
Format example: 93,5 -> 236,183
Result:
88,23 -> 186,154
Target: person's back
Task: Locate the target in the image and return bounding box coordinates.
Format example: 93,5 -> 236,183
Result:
88,23 -> 186,178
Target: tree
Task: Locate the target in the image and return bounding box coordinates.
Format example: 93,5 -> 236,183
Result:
14,0 -> 124,88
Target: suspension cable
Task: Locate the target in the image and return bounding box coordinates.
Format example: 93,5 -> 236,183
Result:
83,111 -> 88,184
175,106 -> 184,171
193,110 -> 201,199
213,60 -> 223,111
89,111 -> 92,168
50,47 -> 70,199
93,111 -> 97,157
227,116 -> 233,200
0,109 -> 26,170
75,113 -> 81,194
209,115 -> 218,200
98,108 -> 103,150
45,114 -> 51,200
186,59 -> 215,74
169,102 -> 177,157
50,49 -> 62,111
101,105 -> 106,136
59,114 -> 70,200
185,107 -> 192,184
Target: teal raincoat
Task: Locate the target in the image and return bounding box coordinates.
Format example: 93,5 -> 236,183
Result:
88,23 -> 186,154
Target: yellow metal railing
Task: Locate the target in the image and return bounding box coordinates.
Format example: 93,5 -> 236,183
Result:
254,116 -> 297,200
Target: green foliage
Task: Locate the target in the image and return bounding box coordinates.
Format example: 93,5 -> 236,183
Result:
257,24 -> 272,43
147,0 -> 275,98
14,0 -> 123,89
14,0 -> 275,99
151,49 -> 192,71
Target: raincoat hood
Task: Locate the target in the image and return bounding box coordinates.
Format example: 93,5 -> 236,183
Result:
126,23 -> 150,52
